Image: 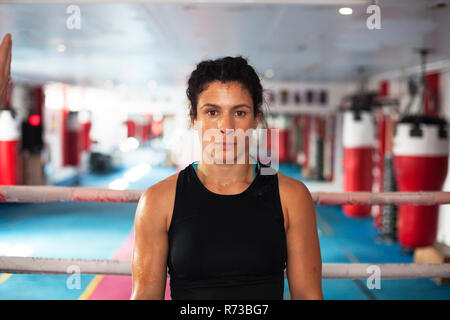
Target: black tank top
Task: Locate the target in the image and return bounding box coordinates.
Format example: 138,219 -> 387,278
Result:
167,160 -> 287,300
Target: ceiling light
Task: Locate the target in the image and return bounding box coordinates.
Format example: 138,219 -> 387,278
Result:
339,7 -> 353,15
57,44 -> 66,53
265,69 -> 274,79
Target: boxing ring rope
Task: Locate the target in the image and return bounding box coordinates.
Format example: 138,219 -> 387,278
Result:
0,186 -> 143,203
1,185 -> 450,280
0,256 -> 449,280
1,185 -> 450,205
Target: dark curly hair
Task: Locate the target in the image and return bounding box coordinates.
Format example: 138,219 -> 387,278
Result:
186,56 -> 267,128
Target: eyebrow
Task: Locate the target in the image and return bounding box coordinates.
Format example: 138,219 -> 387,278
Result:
200,103 -> 251,110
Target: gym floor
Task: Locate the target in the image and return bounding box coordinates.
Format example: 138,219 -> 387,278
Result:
1,150 -> 449,300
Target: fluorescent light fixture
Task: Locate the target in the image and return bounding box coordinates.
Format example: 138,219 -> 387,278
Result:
339,7 -> 353,15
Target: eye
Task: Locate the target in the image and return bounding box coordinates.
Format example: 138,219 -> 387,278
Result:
207,110 -> 217,116
236,111 -> 247,117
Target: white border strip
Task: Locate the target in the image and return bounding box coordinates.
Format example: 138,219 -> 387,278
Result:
0,0 -> 368,4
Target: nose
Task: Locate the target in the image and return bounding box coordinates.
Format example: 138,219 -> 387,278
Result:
218,114 -> 235,135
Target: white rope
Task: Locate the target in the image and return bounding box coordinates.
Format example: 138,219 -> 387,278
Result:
2,186 -> 450,205
1,256 -> 449,279
322,263 -> 450,279
0,256 -> 131,276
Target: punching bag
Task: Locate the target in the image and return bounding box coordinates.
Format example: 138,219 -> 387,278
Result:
0,108 -> 21,185
342,107 -> 375,218
393,115 -> 449,248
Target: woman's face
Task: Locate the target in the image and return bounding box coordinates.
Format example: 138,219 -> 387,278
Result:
192,80 -> 259,164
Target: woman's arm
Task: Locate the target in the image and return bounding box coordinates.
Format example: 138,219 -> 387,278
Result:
0,33 -> 12,105
130,185 -> 170,300
283,179 -> 323,300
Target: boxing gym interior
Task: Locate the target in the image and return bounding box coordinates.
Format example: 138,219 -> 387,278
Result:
0,0 -> 450,300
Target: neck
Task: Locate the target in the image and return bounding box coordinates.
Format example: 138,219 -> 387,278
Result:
196,159 -> 258,187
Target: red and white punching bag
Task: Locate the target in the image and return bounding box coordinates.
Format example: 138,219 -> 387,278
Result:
342,108 -> 375,218
0,108 -> 21,185
393,115 -> 449,248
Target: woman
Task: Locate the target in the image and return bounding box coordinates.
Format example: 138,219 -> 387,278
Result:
131,56 -> 323,300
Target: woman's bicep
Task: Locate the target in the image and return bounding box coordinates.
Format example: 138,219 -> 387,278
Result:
131,188 -> 169,300
285,182 -> 323,300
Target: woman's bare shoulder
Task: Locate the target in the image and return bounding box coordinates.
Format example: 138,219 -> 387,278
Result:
136,171 -> 180,224
276,171 -> 309,194
276,171 -> 313,230
141,171 -> 180,203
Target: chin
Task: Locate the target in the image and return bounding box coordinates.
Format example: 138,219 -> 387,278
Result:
216,149 -> 247,164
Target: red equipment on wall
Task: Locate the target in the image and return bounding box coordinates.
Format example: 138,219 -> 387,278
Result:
125,118 -> 136,138
0,108 -> 21,185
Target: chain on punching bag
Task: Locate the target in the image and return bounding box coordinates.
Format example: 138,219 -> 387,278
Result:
378,154 -> 397,243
